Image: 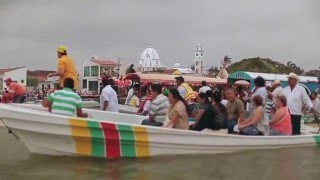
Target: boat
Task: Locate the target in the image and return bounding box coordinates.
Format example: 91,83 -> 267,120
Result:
0,103 -> 320,159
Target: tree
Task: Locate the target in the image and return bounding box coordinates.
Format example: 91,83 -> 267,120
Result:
206,66 -> 219,77
125,64 -> 136,74
27,77 -> 39,88
221,55 -> 232,67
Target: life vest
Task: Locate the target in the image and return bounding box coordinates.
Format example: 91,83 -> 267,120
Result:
180,83 -> 196,101
126,95 -> 139,107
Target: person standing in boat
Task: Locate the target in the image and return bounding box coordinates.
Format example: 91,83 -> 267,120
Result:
141,84 -> 169,126
2,78 -> 27,103
225,88 -> 245,134
47,46 -> 78,90
42,78 -> 88,118
175,76 -> 196,103
271,80 -> 284,98
100,78 -> 119,112
284,73 -> 313,135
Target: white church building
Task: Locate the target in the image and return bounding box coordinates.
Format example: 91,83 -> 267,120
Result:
139,43 -> 162,72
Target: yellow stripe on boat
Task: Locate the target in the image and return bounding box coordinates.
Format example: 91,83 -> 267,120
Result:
133,126 -> 150,157
69,118 -> 92,156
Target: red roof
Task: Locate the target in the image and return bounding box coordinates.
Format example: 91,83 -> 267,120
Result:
91,60 -> 120,67
0,66 -> 26,76
27,70 -> 55,81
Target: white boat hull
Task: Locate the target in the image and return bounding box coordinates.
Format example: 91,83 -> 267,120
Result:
0,104 -> 320,158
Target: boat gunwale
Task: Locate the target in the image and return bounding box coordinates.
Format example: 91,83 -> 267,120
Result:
0,104 -> 319,140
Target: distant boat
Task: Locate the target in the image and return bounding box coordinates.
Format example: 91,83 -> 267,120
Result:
0,104 -> 319,159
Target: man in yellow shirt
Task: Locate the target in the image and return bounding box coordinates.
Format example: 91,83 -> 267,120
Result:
48,46 -> 78,89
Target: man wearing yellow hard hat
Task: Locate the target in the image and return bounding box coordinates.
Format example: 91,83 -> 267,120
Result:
48,46 -> 78,89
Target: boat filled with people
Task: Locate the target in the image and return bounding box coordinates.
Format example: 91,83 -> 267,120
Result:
0,103 -> 319,159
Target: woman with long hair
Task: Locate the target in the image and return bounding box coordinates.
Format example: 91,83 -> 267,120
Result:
211,90 -> 227,129
163,88 -> 190,129
190,92 -> 216,131
238,95 -> 267,135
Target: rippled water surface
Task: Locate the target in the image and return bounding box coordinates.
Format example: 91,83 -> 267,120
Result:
1,127 -> 320,180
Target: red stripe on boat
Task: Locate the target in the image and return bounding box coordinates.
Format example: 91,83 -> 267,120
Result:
101,122 -> 121,158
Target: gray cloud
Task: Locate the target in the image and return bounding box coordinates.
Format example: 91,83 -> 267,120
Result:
0,0 -> 319,71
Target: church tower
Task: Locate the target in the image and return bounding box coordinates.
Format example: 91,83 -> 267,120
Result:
194,43 -> 204,74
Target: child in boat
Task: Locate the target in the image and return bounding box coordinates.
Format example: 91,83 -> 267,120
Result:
42,78 -> 88,118
163,88 -> 190,130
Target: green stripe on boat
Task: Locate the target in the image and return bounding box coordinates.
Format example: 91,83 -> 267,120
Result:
87,121 -> 105,157
313,135 -> 320,146
117,124 -> 136,157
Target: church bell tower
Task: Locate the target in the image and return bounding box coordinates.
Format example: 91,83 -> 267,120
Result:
194,43 -> 204,74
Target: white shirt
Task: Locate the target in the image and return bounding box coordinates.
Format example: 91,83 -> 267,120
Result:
199,86 -> 211,93
100,85 -> 119,112
125,88 -> 134,103
312,98 -> 320,117
221,100 -> 228,107
177,85 -> 186,98
272,86 -> 284,97
143,100 -> 152,112
283,85 -> 313,115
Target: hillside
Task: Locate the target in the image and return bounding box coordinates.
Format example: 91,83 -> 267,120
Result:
227,57 -> 303,75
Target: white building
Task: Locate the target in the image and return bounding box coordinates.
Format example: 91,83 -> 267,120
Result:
81,56 -> 120,93
194,43 -> 204,74
139,43 -> 162,72
0,66 -> 27,90
27,70 -> 56,90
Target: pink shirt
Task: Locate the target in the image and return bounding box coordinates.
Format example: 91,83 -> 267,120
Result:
271,107 -> 292,135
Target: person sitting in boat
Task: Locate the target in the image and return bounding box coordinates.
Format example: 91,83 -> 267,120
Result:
141,84 -> 169,126
199,81 -> 211,94
42,78 -> 88,118
238,95 -> 268,136
1,78 -> 27,103
211,90 -> 227,130
310,92 -> 320,123
190,92 -> 216,131
175,76 -> 196,103
136,95 -> 153,116
100,78 -> 119,112
125,89 -> 140,107
269,95 -> 292,136
163,88 -> 190,130
125,84 -> 140,104
225,88 -> 245,134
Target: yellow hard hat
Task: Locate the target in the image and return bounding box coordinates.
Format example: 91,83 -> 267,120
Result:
57,45 -> 67,53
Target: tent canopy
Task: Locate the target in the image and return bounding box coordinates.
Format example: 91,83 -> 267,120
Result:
125,73 -> 227,86
228,71 -> 318,83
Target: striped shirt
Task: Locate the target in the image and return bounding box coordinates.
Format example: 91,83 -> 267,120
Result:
47,88 -> 83,116
265,99 -> 275,117
150,94 -> 169,123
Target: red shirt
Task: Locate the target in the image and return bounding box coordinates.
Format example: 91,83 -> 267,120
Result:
9,82 -> 26,96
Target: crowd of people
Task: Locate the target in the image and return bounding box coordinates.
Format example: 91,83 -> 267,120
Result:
2,45 -> 320,136
39,69 -> 320,136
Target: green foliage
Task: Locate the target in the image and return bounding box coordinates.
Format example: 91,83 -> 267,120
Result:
228,57 -> 304,75
27,77 -> 39,87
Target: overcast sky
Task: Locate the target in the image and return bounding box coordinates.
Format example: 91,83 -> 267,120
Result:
0,0 -> 319,71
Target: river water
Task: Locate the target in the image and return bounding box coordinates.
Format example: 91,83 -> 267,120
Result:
0,127 -> 320,180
